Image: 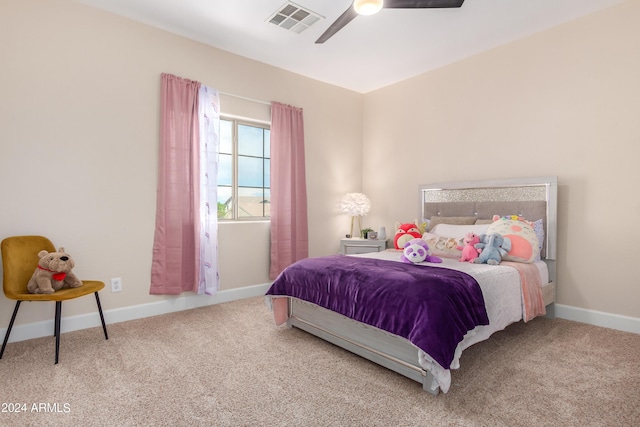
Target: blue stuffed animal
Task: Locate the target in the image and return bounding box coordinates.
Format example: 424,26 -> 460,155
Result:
473,233 -> 512,265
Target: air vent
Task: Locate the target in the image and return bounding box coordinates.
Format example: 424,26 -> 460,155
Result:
267,2 -> 323,34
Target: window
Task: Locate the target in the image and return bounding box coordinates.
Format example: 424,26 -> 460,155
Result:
218,117 -> 270,220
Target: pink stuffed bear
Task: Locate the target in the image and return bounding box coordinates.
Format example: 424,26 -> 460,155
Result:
457,232 -> 481,263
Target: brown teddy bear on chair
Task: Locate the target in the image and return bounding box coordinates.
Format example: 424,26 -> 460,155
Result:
27,248 -> 83,294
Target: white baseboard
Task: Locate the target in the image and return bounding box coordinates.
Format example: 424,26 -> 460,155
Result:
555,304 -> 640,334
3,290 -> 638,345
1,283 -> 272,344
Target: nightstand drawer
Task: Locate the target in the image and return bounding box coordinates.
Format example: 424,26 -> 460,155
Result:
340,238 -> 387,255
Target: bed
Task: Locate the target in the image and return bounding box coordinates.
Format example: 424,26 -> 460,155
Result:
265,176 -> 557,394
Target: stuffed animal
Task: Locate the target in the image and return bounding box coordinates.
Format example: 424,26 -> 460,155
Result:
486,215 -> 540,263
473,233 -> 512,265
393,221 -> 423,249
415,219 -> 428,235
401,238 -> 442,264
457,232 -> 481,263
27,248 -> 83,294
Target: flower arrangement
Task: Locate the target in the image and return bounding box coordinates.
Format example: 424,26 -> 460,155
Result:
361,228 -> 374,239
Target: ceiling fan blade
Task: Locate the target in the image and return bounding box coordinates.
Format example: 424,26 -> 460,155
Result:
315,0 -> 463,44
385,0 -> 464,8
315,5 -> 359,44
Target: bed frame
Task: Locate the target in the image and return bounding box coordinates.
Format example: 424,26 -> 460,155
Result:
285,177 -> 558,394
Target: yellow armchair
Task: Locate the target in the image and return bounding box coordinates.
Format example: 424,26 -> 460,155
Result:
1,236 -> 108,363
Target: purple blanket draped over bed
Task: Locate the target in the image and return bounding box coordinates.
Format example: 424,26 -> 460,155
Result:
266,255 -> 489,369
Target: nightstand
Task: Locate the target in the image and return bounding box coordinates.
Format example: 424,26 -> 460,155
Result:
340,238 -> 387,255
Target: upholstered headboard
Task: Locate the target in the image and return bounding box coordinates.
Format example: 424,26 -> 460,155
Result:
419,177 -> 557,261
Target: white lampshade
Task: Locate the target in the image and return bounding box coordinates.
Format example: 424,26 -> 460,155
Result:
339,193 -> 372,238
339,193 -> 371,216
353,0 -> 384,16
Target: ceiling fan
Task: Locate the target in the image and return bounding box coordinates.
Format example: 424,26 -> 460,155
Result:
315,0 -> 465,44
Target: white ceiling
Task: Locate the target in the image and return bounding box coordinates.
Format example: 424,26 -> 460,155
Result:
77,0 -> 623,93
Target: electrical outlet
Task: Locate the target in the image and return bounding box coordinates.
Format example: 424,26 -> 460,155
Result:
110,277 -> 122,293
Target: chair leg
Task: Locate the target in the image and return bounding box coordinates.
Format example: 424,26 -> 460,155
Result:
94,292 -> 108,340
1,301 -> 22,360
2,295 -> 108,365
54,301 -> 62,364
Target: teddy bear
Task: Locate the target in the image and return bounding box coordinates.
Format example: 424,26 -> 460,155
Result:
457,232 -> 481,263
473,233 -> 512,265
27,248 -> 83,294
401,238 -> 443,264
393,221 -> 423,249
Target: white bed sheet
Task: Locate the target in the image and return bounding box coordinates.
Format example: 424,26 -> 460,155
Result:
348,250 -> 549,392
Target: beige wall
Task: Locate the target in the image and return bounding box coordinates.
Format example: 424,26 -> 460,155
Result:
362,0 -> 640,318
0,0 -> 362,327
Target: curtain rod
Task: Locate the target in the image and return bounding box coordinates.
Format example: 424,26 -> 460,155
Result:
218,91 -> 271,106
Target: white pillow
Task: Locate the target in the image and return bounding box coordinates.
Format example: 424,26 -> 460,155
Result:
422,232 -> 462,259
430,223 -> 490,239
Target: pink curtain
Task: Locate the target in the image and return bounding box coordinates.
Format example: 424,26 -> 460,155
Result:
150,73 -> 201,294
269,102 -> 309,280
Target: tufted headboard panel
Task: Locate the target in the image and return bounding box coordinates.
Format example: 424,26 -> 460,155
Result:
420,177 -> 557,260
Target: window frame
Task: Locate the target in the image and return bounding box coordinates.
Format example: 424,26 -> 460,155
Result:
218,115 -> 271,222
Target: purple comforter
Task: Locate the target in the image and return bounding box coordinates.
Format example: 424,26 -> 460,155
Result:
266,255 -> 489,369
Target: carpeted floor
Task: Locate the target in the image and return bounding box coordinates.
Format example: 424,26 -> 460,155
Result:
0,297 -> 638,427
